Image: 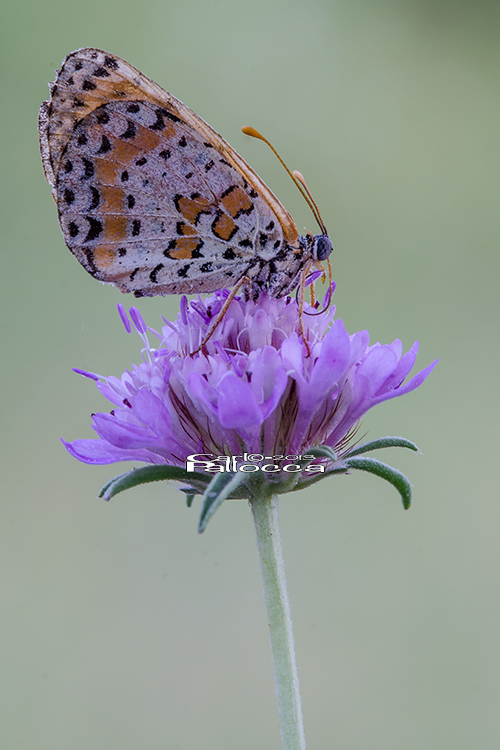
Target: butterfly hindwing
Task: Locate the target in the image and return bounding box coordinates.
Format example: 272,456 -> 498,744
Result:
39,48 -> 302,295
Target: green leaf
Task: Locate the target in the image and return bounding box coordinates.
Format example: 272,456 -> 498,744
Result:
99,465 -> 210,501
344,436 -> 419,459
198,472 -> 246,533
346,457 -> 412,509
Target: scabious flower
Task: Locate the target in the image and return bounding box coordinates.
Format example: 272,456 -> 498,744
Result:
64,283 -> 437,746
65,286 -> 437,508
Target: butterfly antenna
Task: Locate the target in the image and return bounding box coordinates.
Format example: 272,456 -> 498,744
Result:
292,170 -> 328,236
242,126 -> 326,234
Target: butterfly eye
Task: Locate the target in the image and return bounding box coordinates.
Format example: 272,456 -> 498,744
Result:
313,235 -> 333,262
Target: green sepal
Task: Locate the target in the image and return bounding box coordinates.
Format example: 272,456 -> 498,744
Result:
344,436 -> 420,459
301,445 -> 338,464
198,472 -> 247,533
185,494 -> 195,508
99,465 -> 210,502
345,456 -> 412,509
291,445 -> 342,491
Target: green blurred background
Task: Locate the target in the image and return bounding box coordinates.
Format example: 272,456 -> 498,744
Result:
2,0 -> 499,747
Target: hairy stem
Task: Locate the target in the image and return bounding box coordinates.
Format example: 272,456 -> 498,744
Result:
249,491 -> 306,750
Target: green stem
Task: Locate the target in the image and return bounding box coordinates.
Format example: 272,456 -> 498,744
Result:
249,490 -> 306,750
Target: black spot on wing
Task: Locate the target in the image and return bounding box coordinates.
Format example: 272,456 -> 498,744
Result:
149,108 -> 170,131
83,249 -> 98,275
81,158 -> 94,179
96,110 -> 110,124
89,187 -> 100,210
104,56 -> 119,70
163,239 -> 177,256
97,135 -> 112,154
192,240 -> 204,258
150,264 -> 164,283
164,109 -> 181,123
120,121 -> 137,139
84,217 -> 103,242
93,66 -> 111,77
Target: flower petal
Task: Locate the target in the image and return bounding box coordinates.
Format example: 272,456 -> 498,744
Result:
372,358 -> 438,406
309,319 -> 351,393
62,438 -> 163,465
218,372 -> 263,429
249,346 -> 288,419
375,341 -> 418,396
133,389 -> 173,438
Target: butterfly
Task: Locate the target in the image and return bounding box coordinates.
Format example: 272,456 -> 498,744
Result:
38,48 -> 332,301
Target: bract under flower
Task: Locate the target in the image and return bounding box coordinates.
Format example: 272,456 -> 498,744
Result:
64,290 -> 437,467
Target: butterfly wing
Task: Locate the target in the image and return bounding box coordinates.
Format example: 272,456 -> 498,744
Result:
39,48 -> 300,296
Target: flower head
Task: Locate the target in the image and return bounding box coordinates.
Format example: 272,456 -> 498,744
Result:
65,288 -> 436,475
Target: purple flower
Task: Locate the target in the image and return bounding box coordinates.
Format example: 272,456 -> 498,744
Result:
64,288 -> 437,472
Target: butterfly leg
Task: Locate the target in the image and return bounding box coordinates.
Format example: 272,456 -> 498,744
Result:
310,277 -> 316,307
190,276 -> 251,356
297,264 -> 312,357
309,259 -> 327,308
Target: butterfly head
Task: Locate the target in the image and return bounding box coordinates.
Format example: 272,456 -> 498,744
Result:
312,234 -> 333,262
